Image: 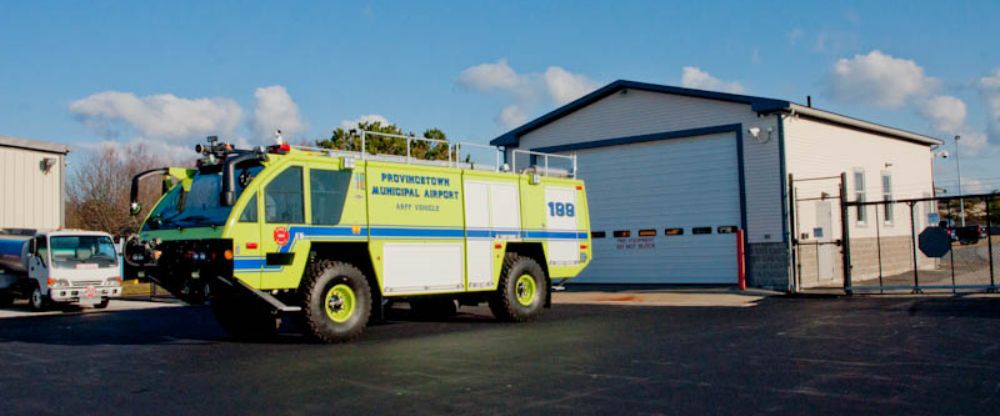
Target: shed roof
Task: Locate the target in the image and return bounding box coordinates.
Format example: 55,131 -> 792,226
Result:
490,79 -> 941,147
0,135 -> 70,155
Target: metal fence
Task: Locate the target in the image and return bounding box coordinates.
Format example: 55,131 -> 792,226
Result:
844,193 -> 998,294
790,173 -> 998,294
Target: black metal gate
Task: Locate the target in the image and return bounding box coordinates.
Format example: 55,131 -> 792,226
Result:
842,192 -> 998,294
790,172 -> 998,295
788,174 -> 847,292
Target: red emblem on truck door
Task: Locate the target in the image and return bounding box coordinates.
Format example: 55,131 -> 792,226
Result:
273,227 -> 290,246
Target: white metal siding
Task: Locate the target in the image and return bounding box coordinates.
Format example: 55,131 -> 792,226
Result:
0,146 -> 64,230
784,116 -> 935,240
517,89 -> 784,245
574,133 -> 741,283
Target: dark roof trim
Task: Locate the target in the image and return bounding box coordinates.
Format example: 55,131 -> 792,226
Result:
491,79 -> 940,147
0,135 -> 70,155
491,80 -> 787,146
531,123 -> 741,153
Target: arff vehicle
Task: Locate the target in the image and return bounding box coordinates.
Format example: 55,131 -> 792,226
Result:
124,132 -> 592,342
0,229 -> 123,310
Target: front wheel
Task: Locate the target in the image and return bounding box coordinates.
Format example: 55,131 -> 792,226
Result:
30,285 -> 49,311
301,260 -> 372,343
94,298 -> 110,309
0,292 -> 14,308
489,253 -> 547,322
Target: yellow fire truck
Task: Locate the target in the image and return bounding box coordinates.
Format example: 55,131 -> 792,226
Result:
124,132 -> 591,342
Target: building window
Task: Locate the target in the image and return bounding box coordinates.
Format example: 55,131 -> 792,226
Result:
665,228 -> 684,236
265,166 -> 304,224
692,227 -> 712,235
638,229 -> 657,237
854,170 -> 867,224
717,225 -> 738,234
882,173 -> 893,224
613,230 -> 630,238
591,231 -> 606,239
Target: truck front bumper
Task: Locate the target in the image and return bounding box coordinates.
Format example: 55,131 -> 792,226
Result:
49,286 -> 121,303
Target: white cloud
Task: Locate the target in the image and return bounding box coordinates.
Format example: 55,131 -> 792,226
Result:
544,67 -> 599,105
76,137 -> 194,164
680,66 -> 746,94
70,91 -> 243,141
829,50 -> 938,108
250,85 -> 304,142
496,105 -> 528,129
339,114 -> 391,130
457,59 -> 527,95
980,68 -> 1000,135
918,95 -> 967,133
457,59 -> 598,128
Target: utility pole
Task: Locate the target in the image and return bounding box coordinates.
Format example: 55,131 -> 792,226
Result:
956,135 -> 965,226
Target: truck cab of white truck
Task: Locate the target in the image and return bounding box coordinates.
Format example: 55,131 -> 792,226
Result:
2,230 -> 124,310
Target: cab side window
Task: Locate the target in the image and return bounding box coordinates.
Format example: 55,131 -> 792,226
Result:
311,169 -> 351,225
239,193 -> 258,223
34,236 -> 48,266
265,167 -> 304,224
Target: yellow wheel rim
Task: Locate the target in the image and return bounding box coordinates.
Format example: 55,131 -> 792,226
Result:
515,274 -> 537,306
324,283 -> 356,323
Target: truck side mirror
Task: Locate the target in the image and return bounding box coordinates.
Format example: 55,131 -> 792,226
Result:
130,202 -> 142,216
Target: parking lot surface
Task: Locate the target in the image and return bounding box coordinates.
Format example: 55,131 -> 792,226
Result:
1,296 -> 998,415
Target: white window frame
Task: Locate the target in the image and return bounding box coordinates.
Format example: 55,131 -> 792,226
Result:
881,172 -> 893,225
854,168 -> 867,226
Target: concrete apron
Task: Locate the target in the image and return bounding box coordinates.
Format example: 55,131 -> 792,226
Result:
552,289 -> 774,308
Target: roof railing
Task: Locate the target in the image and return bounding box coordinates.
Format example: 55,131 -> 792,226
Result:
289,130 -> 574,178
511,149 -> 577,178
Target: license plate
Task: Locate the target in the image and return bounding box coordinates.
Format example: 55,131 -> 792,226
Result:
84,286 -> 97,299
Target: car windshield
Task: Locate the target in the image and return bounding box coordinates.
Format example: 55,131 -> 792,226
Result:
49,235 -> 118,269
144,165 -> 262,230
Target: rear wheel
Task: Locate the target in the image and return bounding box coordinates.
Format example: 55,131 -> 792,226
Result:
211,293 -> 278,341
302,260 -> 372,343
489,253 -> 546,322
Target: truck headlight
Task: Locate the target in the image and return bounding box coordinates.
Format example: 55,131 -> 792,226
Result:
105,276 -> 122,286
47,278 -> 70,287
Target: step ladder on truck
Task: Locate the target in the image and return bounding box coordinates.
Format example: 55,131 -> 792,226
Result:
123,131 -> 592,342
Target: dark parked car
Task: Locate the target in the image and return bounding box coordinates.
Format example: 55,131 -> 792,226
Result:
952,225 -> 982,245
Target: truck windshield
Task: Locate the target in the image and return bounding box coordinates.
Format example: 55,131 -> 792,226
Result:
50,235 -> 118,269
144,165 -> 262,230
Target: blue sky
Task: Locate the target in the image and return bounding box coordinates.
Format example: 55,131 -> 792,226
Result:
1,1 -> 999,192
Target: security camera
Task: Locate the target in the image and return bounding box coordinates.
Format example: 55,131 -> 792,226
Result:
938,150 -> 950,159
747,127 -> 761,139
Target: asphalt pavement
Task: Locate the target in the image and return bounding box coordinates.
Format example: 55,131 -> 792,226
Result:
1,296 -> 998,415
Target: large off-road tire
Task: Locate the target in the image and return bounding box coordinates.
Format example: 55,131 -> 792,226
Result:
211,294 -> 279,341
29,284 -> 49,312
489,253 -> 547,322
409,297 -> 459,320
301,260 -> 372,343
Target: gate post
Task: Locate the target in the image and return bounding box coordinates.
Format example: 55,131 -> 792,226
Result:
788,174 -> 798,293
988,196 -> 996,292
839,172 -> 853,295
909,202 -> 922,294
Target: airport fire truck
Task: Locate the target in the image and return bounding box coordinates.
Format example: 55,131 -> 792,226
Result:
124,132 -> 591,342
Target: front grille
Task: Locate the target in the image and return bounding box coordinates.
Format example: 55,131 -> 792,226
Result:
72,280 -> 102,287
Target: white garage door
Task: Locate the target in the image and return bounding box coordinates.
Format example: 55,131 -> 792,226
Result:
572,132 -> 742,283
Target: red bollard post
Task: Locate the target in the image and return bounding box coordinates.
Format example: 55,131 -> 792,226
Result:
737,229 -> 747,290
